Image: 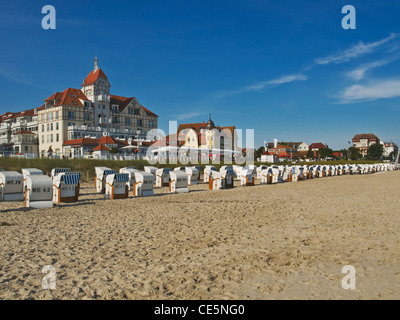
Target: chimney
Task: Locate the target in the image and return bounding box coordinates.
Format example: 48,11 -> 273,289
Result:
94,56 -> 99,71
274,138 -> 278,149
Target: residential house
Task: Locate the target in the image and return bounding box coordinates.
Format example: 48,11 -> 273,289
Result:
352,134 -> 380,157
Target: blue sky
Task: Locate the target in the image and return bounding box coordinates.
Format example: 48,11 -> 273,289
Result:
1,0 -> 400,150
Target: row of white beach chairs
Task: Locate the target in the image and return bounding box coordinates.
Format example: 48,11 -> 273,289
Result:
94,166 -> 201,199
258,163 -> 399,184
1,163 -> 398,208
0,167 -> 80,208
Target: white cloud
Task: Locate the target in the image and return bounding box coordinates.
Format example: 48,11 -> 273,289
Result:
245,74 -> 308,90
338,79 -> 400,103
217,74 -> 307,98
172,112 -> 204,121
0,67 -> 43,88
347,59 -> 392,81
315,33 -> 398,65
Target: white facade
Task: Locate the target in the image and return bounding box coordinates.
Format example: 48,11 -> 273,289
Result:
0,109 -> 39,156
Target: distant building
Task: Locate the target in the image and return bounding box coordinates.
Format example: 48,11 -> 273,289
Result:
176,115 -> 237,151
382,142 -> 398,159
0,108 -> 39,156
308,142 -> 327,157
281,141 -> 309,152
260,151 -> 275,163
265,144 -> 297,162
352,134 -> 380,157
333,152 -> 344,159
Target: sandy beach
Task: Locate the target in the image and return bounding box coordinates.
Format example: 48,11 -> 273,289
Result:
1,171 -> 399,300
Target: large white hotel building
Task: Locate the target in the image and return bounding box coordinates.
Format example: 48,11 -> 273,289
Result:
0,58 -> 158,158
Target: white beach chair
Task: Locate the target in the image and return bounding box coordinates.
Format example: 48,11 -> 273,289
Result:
144,166 -> 157,175
155,168 -> 171,187
232,165 -> 243,179
220,167 -> 234,189
51,168 -> 71,179
22,168 -> 44,191
256,165 -> 268,179
119,167 -> 139,191
133,171 -> 154,197
144,166 -> 157,183
261,167 -> 280,184
173,166 -> 186,172
209,170 -> 222,190
203,166 -> 217,183
25,175 -> 53,208
281,166 -> 292,182
0,171 -> 24,202
185,167 -> 199,185
169,171 -> 189,193
291,166 -> 306,182
105,173 -> 130,200
53,172 -> 81,203
239,168 -> 255,186
95,167 -> 117,193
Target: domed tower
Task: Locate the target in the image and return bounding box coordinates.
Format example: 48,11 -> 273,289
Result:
206,114 -> 215,130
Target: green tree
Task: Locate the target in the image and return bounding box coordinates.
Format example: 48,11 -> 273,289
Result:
367,143 -> 384,160
306,149 -> 314,159
255,146 -> 265,159
337,149 -> 347,159
348,147 -> 360,160
317,147 -> 332,159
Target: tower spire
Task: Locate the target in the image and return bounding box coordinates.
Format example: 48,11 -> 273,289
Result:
94,56 -> 98,71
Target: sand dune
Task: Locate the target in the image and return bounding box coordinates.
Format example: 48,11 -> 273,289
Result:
1,171 -> 399,300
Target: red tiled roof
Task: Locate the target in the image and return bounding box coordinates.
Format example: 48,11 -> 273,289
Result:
269,144 -> 295,150
44,88 -> 89,107
309,143 -> 327,150
178,122 -> 207,135
44,92 -> 63,102
110,95 -> 134,113
98,136 -> 117,145
262,151 -> 273,156
82,68 -> 108,86
278,151 -> 292,158
110,94 -> 158,117
14,130 -> 35,135
142,105 -> 158,117
219,126 -> 235,136
63,138 -> 99,147
93,144 -> 110,152
115,139 -> 129,146
333,152 -> 343,158
352,134 -> 379,142
178,121 -> 235,136
0,108 -> 36,123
